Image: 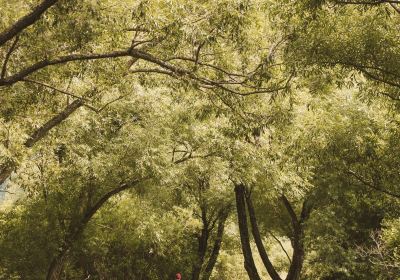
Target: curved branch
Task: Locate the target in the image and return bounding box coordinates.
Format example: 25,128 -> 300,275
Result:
0,50 -> 131,86
1,36 -> 19,78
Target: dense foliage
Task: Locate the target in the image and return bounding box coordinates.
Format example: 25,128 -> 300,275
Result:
0,1 -> 399,279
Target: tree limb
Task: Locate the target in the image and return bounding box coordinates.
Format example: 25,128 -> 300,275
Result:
24,99 -> 84,147
267,230 -> 292,265
0,0 -> 58,47
347,170 -> 400,199
0,50 -> 131,86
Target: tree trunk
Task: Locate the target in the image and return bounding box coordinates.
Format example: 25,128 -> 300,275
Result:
280,195 -> 308,280
201,210 -> 228,280
246,193 -> 282,280
192,207 -> 209,280
234,184 -> 262,280
46,245 -> 70,280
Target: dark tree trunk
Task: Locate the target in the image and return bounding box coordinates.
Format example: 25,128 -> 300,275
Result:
46,179 -> 142,280
280,195 -> 309,280
201,210 -> 229,280
246,193 -> 282,280
192,207 -> 209,280
46,245 -> 70,280
234,184 -> 261,280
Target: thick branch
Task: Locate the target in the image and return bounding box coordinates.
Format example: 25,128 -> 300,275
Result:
0,0 -> 58,47
24,99 -> 84,147
0,50 -> 131,86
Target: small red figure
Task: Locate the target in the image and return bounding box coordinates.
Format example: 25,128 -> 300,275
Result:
176,272 -> 182,280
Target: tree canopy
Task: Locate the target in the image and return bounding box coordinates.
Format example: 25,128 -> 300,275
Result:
0,1 -> 399,280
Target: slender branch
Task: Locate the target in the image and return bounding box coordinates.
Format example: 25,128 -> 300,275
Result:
22,78 -> 91,101
267,230 -> 292,265
0,189 -> 15,194
1,36 -> 19,78
0,0 -> 58,47
85,95 -> 127,113
379,92 -> 400,101
347,170 -> 400,199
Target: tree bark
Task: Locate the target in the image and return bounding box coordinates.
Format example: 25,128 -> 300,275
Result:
234,184 -> 262,280
46,179 -> 142,280
246,193 -> 282,280
201,210 -> 228,280
0,0 -> 58,47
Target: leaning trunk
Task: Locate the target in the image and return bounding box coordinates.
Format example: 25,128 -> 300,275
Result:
234,184 -> 262,280
46,180 -> 141,280
246,193 -> 282,280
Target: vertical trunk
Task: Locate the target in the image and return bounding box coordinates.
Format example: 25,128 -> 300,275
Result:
46,245 -> 70,280
246,193 -> 282,280
201,210 -> 229,280
192,207 -> 209,280
281,195 -> 308,280
235,184 -> 262,280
